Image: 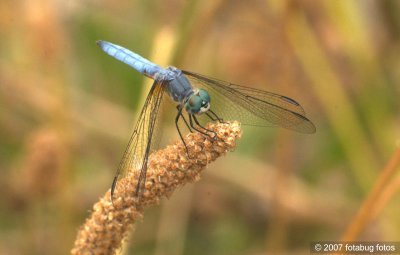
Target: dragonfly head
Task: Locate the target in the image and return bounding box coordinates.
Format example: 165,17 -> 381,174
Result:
185,89 -> 210,114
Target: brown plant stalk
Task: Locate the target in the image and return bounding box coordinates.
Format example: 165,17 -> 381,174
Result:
339,146 -> 400,243
71,121 -> 242,255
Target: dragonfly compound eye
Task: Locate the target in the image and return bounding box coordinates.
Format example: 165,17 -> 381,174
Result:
198,89 -> 210,103
185,95 -> 202,114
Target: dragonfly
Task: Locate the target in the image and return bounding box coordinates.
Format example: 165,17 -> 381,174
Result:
97,40 -> 316,200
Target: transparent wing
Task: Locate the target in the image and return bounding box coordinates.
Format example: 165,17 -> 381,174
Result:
182,71 -> 316,134
111,80 -> 166,199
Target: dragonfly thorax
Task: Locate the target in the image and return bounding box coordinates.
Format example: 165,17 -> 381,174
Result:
154,66 -> 181,81
185,89 -> 211,114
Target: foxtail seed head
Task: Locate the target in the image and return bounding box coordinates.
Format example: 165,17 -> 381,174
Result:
71,121 -> 241,255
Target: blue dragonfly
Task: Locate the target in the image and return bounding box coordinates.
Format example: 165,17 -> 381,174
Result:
97,40 -> 316,200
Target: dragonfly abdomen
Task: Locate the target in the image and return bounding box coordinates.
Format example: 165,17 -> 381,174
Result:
97,40 -> 162,79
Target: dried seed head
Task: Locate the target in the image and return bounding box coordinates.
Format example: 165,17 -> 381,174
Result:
71,121 -> 241,255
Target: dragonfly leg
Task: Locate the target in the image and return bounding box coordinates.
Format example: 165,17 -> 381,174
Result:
205,112 -> 217,121
193,114 -> 218,139
176,105 -> 193,133
180,113 -> 193,133
175,106 -> 192,158
189,114 -> 214,138
209,109 -> 225,123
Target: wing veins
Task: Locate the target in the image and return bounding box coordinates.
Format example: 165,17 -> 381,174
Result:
111,81 -> 165,199
183,71 -> 315,133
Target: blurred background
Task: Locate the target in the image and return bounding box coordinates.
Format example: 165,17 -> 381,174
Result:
1,0 -> 400,254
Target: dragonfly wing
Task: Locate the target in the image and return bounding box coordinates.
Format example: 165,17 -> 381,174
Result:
183,71 -> 316,134
111,80 -> 166,200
